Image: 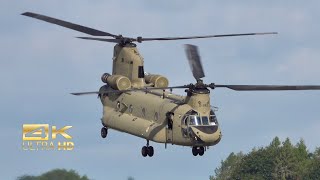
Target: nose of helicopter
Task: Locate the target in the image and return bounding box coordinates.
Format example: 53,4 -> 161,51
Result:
191,126 -> 222,145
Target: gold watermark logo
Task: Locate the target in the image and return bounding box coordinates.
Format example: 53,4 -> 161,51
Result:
22,124 -> 74,151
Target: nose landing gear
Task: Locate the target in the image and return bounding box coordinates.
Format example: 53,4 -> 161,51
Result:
192,146 -> 205,156
141,140 -> 154,157
101,127 -> 108,138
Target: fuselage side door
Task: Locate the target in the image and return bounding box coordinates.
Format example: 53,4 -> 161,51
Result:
166,112 -> 173,144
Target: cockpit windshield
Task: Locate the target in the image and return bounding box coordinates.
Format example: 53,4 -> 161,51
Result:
187,115 -> 217,126
202,116 -> 209,125
189,116 -> 201,126
183,109 -> 218,127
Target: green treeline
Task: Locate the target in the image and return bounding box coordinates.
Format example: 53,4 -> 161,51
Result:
17,169 -> 89,180
16,137 -> 320,180
210,137 -> 320,180
17,169 -> 135,180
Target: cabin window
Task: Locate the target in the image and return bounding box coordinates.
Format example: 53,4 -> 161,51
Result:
142,108 -> 146,117
154,112 -> 159,120
129,105 -> 133,113
138,66 -> 144,78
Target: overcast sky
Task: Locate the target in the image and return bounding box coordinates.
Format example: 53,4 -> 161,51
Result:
1,1 -> 320,180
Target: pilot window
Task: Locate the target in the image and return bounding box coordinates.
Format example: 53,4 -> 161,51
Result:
202,116 -> 209,125
189,115 -> 201,126
196,116 -> 201,125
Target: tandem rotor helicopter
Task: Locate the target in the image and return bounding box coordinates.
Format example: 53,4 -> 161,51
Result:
22,12 -> 320,157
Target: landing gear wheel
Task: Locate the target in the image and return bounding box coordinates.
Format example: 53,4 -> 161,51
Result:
142,140 -> 155,157
101,127 -> 108,138
148,146 -> 154,157
192,147 -> 199,156
198,146 -> 205,156
141,146 -> 148,157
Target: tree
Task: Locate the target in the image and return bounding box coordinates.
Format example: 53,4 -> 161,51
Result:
17,169 -> 89,180
272,138 -> 297,179
211,137 -> 319,180
269,136 -> 281,148
16,176 -> 38,180
304,147 -> 320,180
210,152 -> 244,180
293,139 -> 310,177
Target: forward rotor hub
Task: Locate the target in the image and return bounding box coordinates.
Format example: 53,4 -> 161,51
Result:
186,81 -> 211,95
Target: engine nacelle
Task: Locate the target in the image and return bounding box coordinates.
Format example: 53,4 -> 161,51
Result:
101,73 -> 131,90
144,74 -> 169,88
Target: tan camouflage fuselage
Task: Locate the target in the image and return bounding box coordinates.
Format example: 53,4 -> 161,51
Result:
100,44 -> 222,147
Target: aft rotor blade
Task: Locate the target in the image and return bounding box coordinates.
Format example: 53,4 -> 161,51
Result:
185,44 -> 205,80
139,32 -> 277,42
135,85 -> 191,91
71,91 -> 99,96
22,12 -> 116,37
71,85 -> 190,96
71,89 -> 132,95
214,85 -> 320,91
77,37 -> 121,43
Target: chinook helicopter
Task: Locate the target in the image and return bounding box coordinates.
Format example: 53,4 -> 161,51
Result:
22,12 -> 320,157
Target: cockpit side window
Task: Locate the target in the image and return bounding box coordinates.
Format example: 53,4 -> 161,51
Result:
209,115 -> 218,125
210,110 -> 219,125
184,116 -> 188,126
209,116 -> 216,125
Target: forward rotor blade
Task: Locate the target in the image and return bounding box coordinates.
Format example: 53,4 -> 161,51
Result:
22,12 -> 116,37
214,85 -> 320,91
77,37 -> 121,43
140,32 -> 277,42
185,44 -> 205,80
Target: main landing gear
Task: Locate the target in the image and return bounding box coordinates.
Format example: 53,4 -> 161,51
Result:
101,127 -> 108,138
192,146 -> 205,156
141,140 -> 154,157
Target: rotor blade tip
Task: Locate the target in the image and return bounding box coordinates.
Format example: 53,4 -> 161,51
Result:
21,12 -> 30,16
76,37 -> 90,40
